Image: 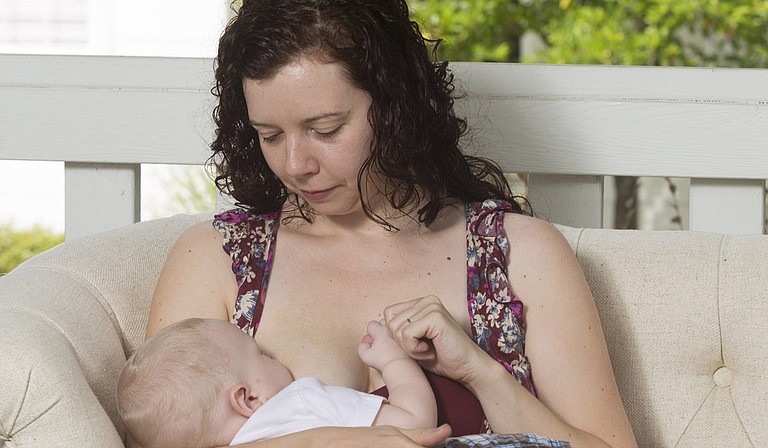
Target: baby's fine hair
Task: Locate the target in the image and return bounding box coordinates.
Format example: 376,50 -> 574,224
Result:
210,0 -> 529,228
116,318 -> 234,448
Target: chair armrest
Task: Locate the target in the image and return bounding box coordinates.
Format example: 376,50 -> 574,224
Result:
0,270 -> 125,447
0,212 -> 211,447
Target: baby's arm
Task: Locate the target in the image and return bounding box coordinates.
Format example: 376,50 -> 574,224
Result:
357,321 -> 437,429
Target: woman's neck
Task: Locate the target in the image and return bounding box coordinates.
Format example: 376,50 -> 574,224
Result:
280,197 -> 463,240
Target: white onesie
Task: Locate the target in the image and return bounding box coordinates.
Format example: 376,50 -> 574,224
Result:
230,376 -> 385,445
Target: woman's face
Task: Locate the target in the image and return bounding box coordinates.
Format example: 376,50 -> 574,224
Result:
243,58 -> 375,218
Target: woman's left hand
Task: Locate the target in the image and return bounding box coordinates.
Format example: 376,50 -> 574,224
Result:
383,295 -> 493,385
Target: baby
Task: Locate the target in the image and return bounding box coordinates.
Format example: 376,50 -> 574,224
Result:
116,318 -> 437,447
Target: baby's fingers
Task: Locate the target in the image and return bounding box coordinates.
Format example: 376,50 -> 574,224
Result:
366,320 -> 389,339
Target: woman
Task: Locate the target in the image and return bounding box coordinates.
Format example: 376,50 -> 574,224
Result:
145,0 -> 637,447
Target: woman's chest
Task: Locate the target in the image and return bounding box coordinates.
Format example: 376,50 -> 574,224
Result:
246,223 -> 470,390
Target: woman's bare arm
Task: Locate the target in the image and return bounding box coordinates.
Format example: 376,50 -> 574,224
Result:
146,221 -> 236,338
469,216 -> 636,447
383,216 -> 636,447
222,425 -> 451,448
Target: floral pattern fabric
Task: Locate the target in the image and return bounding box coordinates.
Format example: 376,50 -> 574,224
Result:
213,199 -> 535,395
213,208 -> 280,336
466,199 -> 536,396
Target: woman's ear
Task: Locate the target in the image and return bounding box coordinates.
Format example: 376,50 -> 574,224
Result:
228,384 -> 261,417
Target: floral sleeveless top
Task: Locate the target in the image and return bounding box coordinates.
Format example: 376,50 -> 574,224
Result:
213,198 -> 537,406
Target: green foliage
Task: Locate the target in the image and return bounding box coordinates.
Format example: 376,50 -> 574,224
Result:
410,0 -> 527,61
0,225 -> 63,275
526,0 -> 768,67
409,0 -> 768,68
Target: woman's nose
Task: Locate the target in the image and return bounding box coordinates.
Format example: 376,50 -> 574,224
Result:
284,135 -> 319,178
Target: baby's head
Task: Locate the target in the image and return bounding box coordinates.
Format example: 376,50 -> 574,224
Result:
117,318 -> 293,448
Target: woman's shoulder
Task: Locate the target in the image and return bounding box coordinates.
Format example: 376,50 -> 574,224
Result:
503,210 -> 559,237
164,219 -> 231,273
147,218 -> 237,336
502,212 -> 588,310
503,212 -> 573,261
175,219 -> 225,249
466,198 -> 554,236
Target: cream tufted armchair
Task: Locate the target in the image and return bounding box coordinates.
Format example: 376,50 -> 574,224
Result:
1,213 -> 766,447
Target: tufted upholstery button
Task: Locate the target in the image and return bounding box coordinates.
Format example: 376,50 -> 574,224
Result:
713,366 -> 733,387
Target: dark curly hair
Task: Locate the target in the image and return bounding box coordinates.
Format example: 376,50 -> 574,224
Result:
209,0 -> 530,228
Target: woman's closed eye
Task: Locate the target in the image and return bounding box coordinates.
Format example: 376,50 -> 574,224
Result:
261,134 -> 282,145
313,125 -> 343,140
255,128 -> 283,145
257,125 -> 343,145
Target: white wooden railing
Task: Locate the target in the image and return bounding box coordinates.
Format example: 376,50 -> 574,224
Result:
1,54 -> 766,240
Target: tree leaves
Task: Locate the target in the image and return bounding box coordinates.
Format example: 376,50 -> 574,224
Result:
409,0 -> 768,67
0,225 -> 63,275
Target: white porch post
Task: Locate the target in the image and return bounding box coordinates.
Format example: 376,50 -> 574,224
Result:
689,178 -> 766,235
64,162 -> 141,241
527,174 -> 605,228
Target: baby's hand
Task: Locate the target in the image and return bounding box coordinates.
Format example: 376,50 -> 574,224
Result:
357,320 -> 410,371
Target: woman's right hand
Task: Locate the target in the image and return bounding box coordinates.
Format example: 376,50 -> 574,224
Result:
383,296 -> 494,386
228,424 -> 452,448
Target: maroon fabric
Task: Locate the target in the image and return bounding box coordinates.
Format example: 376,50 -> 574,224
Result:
371,371 -> 487,436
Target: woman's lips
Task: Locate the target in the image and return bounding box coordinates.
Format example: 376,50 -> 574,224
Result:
300,187 -> 336,201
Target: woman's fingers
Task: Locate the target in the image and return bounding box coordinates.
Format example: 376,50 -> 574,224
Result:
383,296 -> 492,383
383,295 -> 440,326
384,297 -> 443,355
384,296 -> 441,331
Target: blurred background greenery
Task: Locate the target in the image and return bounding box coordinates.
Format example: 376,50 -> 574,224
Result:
0,225 -> 63,274
411,0 -> 767,66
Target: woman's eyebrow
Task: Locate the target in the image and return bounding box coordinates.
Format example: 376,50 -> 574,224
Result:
249,111 -> 350,128
300,111 -> 350,124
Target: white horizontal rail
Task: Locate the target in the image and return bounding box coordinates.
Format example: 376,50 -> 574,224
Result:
1,55 -> 766,236
0,56 -> 214,165
452,63 -> 768,179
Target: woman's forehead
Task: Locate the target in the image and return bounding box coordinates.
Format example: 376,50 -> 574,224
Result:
242,60 -> 369,122
243,58 -> 351,93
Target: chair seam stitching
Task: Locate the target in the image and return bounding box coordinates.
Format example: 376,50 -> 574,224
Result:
718,235 -> 756,447
716,234 -> 725,366
728,387 -> 756,447
673,386 -> 717,447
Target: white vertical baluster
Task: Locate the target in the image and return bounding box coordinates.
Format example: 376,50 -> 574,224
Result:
65,162 -> 141,241
689,178 -> 765,235
527,174 -> 604,228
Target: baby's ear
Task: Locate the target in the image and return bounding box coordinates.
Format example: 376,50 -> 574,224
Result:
228,385 -> 261,417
